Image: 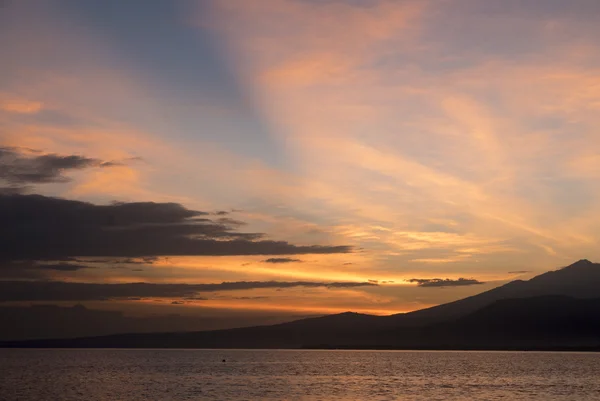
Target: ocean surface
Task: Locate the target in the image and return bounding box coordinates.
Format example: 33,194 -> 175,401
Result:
1,349 -> 599,400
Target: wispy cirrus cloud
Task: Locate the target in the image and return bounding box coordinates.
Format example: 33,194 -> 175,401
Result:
200,0 -> 600,271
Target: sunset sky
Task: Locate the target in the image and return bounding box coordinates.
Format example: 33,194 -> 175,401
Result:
1,0 -> 600,326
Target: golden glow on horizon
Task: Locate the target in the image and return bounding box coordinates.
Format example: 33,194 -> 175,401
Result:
133,297 -> 413,316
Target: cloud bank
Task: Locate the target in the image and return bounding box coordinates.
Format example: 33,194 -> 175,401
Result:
0,193 -> 351,268
0,280 -> 378,302
0,147 -> 118,185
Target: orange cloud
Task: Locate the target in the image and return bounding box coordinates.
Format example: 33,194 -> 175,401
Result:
0,97 -> 43,114
197,0 -> 600,271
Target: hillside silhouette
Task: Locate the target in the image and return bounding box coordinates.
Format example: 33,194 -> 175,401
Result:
3,260 -> 600,350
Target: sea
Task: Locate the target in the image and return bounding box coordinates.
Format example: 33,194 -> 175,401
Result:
1,349 -> 599,400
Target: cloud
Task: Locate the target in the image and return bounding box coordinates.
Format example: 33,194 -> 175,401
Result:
216,217 -> 246,226
199,0 -> 600,272
263,257 -> 303,264
39,263 -> 91,272
98,157 -> 143,168
68,257 -> 160,265
0,259 -> 93,277
0,193 -> 351,267
0,280 -> 378,302
508,270 -> 531,274
408,278 -> 484,288
0,147 -> 119,185
0,98 -> 43,114
0,256 -> 163,279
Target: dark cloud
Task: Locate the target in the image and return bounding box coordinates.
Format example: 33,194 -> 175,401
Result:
171,301 -> 185,305
99,157 -> 143,168
0,260 -> 93,279
408,278 -> 484,288
40,263 -> 91,272
0,280 -> 378,302
0,147 -> 112,185
0,256 -> 161,280
214,210 -> 229,216
368,279 -> 379,284
99,161 -> 122,167
67,257 -> 159,265
508,270 -> 531,274
216,217 -> 246,226
263,258 -> 303,264
0,193 -> 351,266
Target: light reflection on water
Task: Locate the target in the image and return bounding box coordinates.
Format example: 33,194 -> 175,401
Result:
1,349 -> 599,400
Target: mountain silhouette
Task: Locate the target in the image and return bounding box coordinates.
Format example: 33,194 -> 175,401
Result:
3,260 -> 600,350
396,259 -> 600,324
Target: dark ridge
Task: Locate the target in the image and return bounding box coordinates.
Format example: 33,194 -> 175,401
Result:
3,260 -> 600,350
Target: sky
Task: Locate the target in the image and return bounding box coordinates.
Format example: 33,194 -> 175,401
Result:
1,0 -> 600,330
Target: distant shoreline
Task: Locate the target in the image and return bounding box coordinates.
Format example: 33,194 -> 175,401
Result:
2,344 -> 600,352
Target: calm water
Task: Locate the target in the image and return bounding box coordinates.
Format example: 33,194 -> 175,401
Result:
1,349 -> 600,400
